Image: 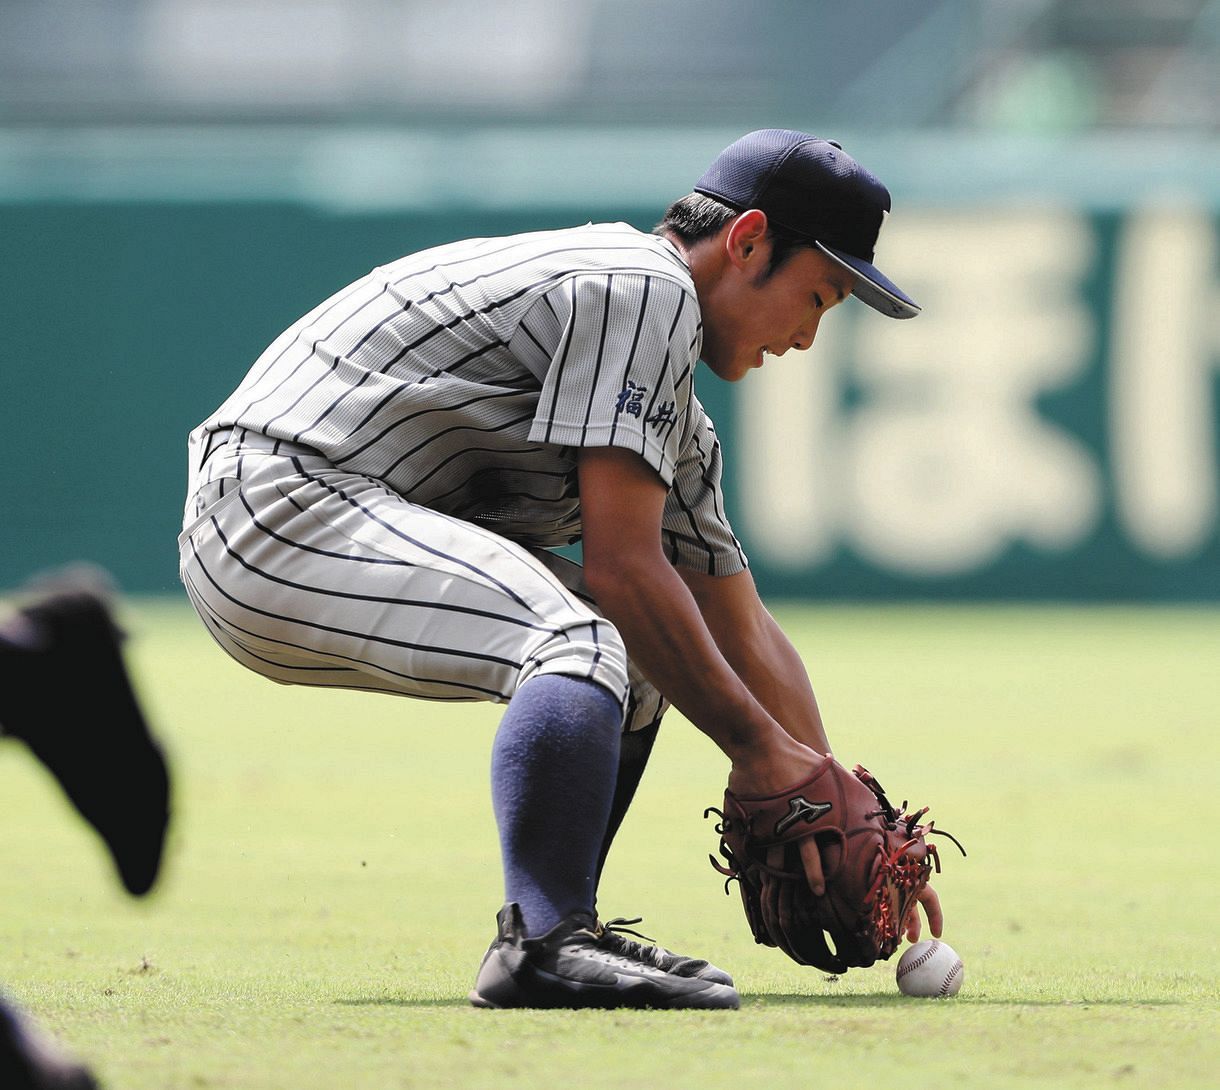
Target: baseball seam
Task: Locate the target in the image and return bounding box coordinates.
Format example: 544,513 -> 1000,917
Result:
938,959 -> 964,997
896,942 -> 942,978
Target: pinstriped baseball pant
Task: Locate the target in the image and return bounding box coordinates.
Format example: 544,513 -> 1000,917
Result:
178,450 -> 667,733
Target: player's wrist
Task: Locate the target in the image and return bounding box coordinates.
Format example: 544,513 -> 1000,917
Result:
725,732 -> 824,797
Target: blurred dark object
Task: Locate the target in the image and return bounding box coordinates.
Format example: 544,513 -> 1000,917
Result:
0,565 -> 171,896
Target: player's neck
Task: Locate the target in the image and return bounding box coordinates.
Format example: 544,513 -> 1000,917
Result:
661,229 -> 691,265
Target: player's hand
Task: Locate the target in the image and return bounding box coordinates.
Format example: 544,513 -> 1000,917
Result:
763,835 -> 827,900
903,883 -> 943,943
729,743 -> 831,896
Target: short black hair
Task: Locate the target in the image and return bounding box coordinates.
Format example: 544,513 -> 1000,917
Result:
654,193 -> 813,279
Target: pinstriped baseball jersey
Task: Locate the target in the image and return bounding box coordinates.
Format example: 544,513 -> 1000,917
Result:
187,222 -> 746,576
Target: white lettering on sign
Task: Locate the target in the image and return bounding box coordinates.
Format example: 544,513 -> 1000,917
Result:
1111,206 -> 1219,558
739,207 -> 1219,580
847,210 -> 1102,574
738,317 -> 844,567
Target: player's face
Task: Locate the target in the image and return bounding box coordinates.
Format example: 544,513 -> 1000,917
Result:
700,241 -> 855,382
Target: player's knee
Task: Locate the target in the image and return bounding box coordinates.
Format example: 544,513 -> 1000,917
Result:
518,616 -> 631,709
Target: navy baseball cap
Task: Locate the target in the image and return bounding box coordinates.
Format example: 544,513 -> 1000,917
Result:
694,129 -> 920,319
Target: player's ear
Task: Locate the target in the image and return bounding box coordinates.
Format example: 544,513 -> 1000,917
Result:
725,209 -> 769,271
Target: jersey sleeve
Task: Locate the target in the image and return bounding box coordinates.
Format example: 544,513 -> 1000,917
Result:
523,272 -> 700,487
661,396 -> 749,576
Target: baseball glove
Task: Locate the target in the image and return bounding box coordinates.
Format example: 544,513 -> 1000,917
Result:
706,756 -> 963,974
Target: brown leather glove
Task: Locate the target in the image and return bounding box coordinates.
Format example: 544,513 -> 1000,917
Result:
707,756 -> 962,973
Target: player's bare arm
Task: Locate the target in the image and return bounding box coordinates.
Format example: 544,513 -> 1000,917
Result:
681,559 -> 945,934
679,566 -> 830,755
678,562 -> 944,932
578,446 -> 822,799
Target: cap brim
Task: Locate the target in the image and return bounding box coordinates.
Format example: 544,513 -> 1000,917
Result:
816,242 -> 920,319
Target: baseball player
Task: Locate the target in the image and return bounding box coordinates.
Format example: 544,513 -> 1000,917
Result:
178,130 -> 942,1010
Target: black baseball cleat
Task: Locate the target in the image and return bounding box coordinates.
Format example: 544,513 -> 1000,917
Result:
0,568 -> 170,896
0,996 -> 99,1090
469,903 -> 740,1010
597,917 -> 735,987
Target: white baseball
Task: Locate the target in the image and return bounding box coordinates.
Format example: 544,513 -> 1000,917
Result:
895,940 -> 964,998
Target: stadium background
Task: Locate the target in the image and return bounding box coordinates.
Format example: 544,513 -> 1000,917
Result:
2,0 -> 1217,601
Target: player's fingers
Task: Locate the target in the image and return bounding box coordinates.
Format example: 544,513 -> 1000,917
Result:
776,872 -> 794,935
798,836 -> 825,896
918,883 -> 944,938
765,845 -> 784,874
762,846 -> 785,935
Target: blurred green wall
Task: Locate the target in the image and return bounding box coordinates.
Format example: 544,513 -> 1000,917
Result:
3,133 -> 1217,600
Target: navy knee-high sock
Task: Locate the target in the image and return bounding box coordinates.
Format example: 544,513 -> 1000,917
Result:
491,674 -> 622,937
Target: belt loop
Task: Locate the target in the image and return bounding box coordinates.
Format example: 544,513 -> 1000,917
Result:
202,426 -> 237,466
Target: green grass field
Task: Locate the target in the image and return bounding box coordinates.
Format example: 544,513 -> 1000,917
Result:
2,599 -> 1217,1089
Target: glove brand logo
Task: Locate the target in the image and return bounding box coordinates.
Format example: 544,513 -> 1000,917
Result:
774,796 -> 832,836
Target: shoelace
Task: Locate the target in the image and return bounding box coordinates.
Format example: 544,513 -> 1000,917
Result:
600,916 -> 654,943
598,917 -> 709,971
598,917 -> 667,966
